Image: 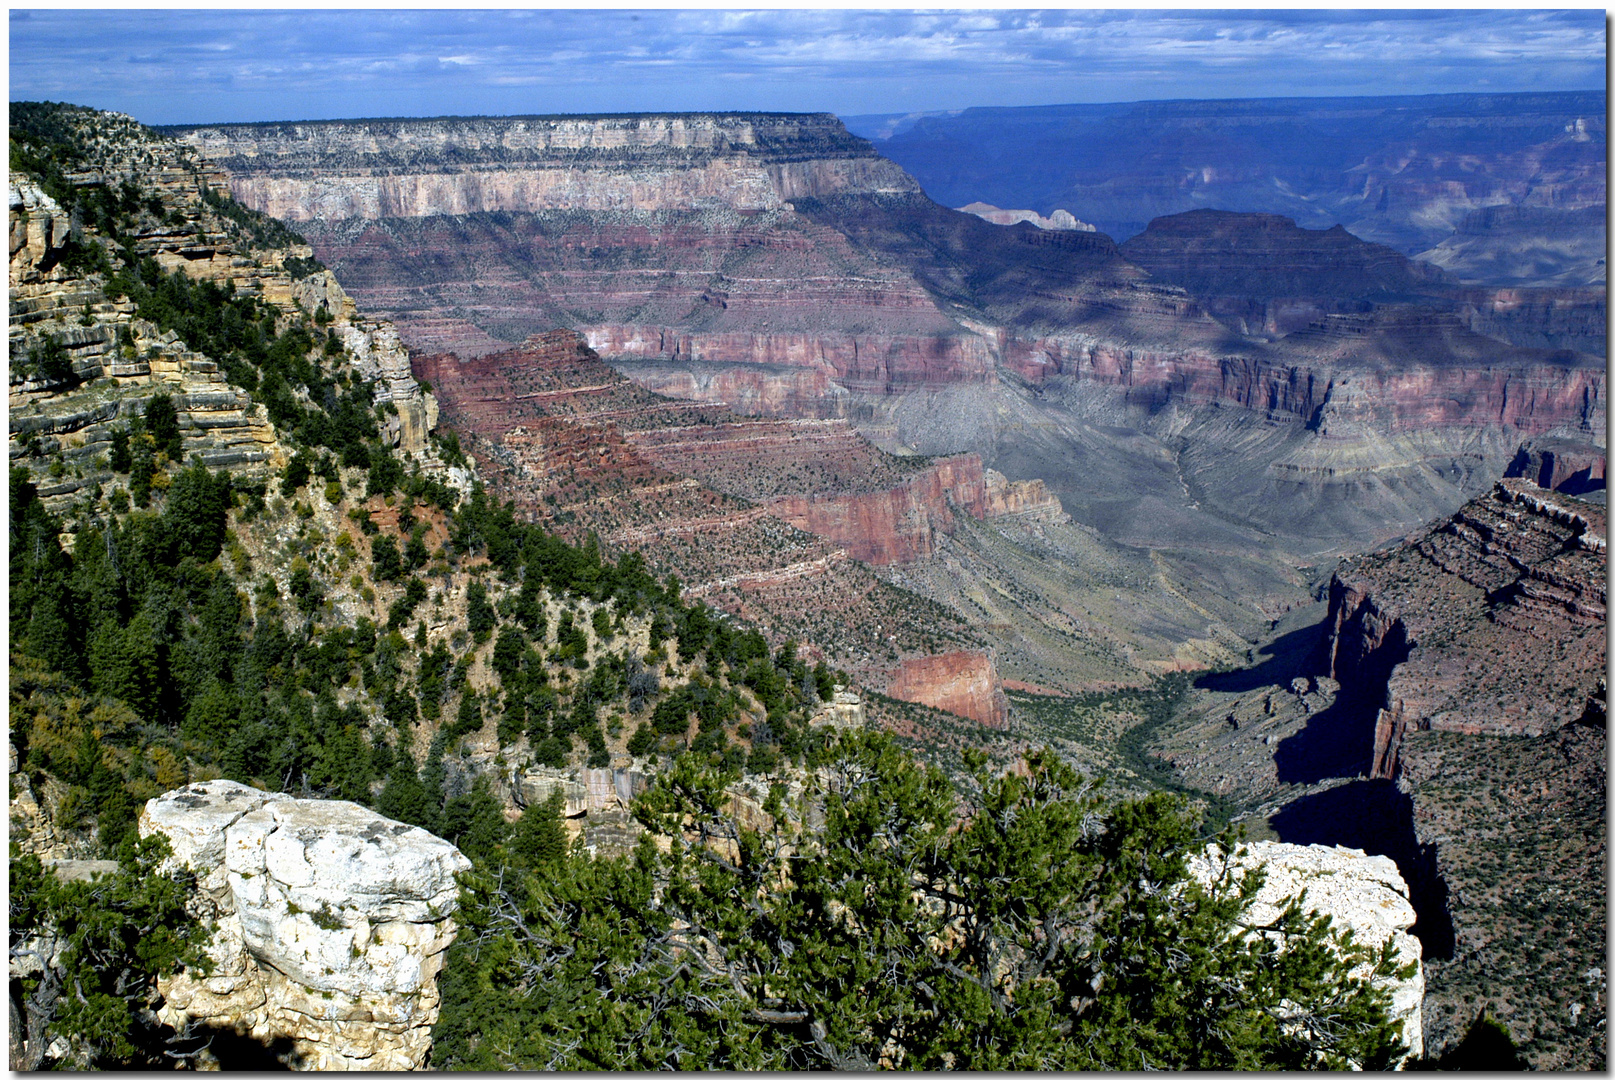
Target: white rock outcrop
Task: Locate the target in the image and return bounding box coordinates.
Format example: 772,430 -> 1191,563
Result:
1188,841 -> 1424,1063
139,780 -> 471,1071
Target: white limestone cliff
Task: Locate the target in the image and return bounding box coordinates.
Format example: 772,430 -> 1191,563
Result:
1188,840 -> 1425,1063
138,780 -> 471,1070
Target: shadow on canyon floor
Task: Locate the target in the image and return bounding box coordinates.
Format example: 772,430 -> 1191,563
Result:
1193,622 -> 1322,695
1269,780 -> 1455,961
1269,698 -> 1380,785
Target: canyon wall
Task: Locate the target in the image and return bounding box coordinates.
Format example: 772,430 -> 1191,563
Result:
1505,437 -> 1607,495
886,650 -> 1009,729
171,113 -> 919,220
1314,478 -> 1605,779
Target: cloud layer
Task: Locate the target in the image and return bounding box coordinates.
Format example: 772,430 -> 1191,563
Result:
9,9 -> 1606,126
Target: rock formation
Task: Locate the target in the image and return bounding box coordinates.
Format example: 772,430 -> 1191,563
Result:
169,113 -> 920,220
810,689 -> 866,730
411,330 -> 996,703
1505,436 -> 1606,495
886,650 -> 1009,729
1415,204 -> 1607,289
138,780 -> 471,1071
858,91 -> 1605,254
1187,841 -> 1424,1062
957,202 -> 1095,231
1315,478 -> 1605,779
9,107 -> 438,523
1279,479 -> 1606,1064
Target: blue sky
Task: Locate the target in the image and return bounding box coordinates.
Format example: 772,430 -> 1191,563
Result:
9,8 -> 1607,127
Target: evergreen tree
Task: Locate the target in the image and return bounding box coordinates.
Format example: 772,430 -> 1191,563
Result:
433,732 -> 1412,1071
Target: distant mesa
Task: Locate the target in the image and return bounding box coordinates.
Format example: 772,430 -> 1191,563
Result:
956,202 -> 1096,232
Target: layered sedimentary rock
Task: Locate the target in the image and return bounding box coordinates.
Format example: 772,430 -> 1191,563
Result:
1505,436 -> 1607,495
1187,841 -> 1424,1062
178,109 -> 1603,700
170,113 -> 920,220
9,111 -> 438,519
1315,478 -> 1605,779
1119,209 -> 1452,338
138,780 -> 470,1071
412,330 -> 990,703
1415,204 -> 1607,288
179,113 -> 1604,557
766,454 -> 1065,565
1117,207 -> 1606,356
885,650 -> 1009,728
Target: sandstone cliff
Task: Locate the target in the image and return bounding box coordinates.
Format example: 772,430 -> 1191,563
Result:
886,650 -> 1009,729
170,113 -> 919,220
139,780 -> 470,1070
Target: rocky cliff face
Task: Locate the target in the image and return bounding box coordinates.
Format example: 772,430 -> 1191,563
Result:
410,331 -> 1000,701
1315,478 -> 1605,779
885,650 -> 1009,729
170,113 -> 918,220
9,110 -> 437,520
1505,436 -> 1607,495
1295,480 -> 1607,1066
139,780 -> 470,1070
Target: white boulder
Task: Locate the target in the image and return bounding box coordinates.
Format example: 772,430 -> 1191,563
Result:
139,780 -> 471,1071
1189,840 -> 1424,1063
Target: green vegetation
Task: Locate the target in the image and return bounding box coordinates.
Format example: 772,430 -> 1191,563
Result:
10,834 -> 213,1069
433,732 -> 1412,1070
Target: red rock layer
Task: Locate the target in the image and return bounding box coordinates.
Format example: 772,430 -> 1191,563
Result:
886,651 -> 1010,729
413,331 -> 996,725
769,456 -> 978,565
1316,478 -> 1606,779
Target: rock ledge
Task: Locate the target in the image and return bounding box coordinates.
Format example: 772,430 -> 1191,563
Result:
139,780 -> 470,1071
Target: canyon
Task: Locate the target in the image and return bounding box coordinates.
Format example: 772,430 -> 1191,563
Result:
173,110 -> 1604,704
847,91 -> 1607,261
147,104 -> 1605,1065
1158,478 -> 1606,1068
